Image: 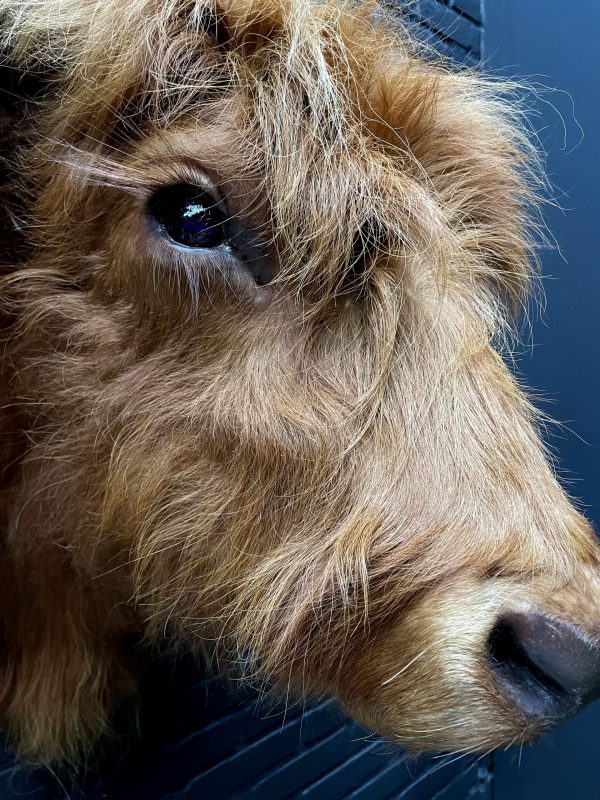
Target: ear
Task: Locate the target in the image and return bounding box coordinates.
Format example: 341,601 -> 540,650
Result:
0,55 -> 53,263
0,0 -> 87,238
0,54 -> 51,158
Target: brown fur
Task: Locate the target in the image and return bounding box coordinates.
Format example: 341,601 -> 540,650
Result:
0,0 -> 599,767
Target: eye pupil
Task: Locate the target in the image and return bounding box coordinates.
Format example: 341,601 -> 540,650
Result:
148,184 -> 227,249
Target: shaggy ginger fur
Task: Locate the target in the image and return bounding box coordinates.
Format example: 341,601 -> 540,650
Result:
1,0 -> 599,768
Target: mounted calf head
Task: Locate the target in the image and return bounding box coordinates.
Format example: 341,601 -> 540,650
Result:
1,0 -> 599,767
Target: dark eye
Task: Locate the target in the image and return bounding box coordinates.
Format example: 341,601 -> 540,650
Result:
147,183 -> 228,249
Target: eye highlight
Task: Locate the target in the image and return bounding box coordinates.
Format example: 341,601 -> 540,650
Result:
147,183 -> 228,249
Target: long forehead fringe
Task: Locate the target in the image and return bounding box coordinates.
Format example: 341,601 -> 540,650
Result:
2,0 -> 544,320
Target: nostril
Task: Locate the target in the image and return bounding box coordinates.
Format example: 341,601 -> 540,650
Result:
489,616 -> 566,714
488,613 -> 600,720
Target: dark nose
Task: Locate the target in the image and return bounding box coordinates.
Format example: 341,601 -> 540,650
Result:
488,612 -> 600,722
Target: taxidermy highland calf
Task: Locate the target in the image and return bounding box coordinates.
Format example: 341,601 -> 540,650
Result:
1,0 -> 599,769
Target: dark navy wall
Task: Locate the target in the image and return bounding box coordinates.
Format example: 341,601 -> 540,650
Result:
0,3 -> 495,800
486,2 -> 600,799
